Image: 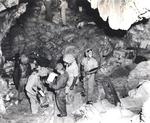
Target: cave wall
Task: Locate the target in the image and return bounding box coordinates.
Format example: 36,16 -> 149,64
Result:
0,0 -> 27,58
1,0 -> 150,63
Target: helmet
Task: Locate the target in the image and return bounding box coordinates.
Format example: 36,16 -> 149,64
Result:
20,54 -> 29,64
63,54 -> 75,64
85,48 -> 92,57
38,67 -> 49,77
85,48 -> 92,53
55,63 -> 63,71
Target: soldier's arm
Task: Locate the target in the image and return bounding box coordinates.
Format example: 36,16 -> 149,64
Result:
87,67 -> 99,75
51,76 -> 67,90
70,64 -> 79,90
70,76 -> 78,90
80,59 -> 85,76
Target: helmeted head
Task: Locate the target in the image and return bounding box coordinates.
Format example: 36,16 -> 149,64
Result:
55,63 -> 64,74
38,67 -> 49,77
63,54 -> 75,64
20,54 -> 29,64
55,63 -> 63,70
85,48 -> 93,58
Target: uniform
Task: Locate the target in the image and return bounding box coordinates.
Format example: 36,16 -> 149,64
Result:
66,61 -> 79,93
26,72 -> 42,114
81,57 -> 98,102
50,71 -> 69,115
18,63 -> 31,101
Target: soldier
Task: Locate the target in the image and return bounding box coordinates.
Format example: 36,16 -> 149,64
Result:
81,49 -> 98,104
49,63 -> 69,117
60,0 -> 68,25
19,55 -> 32,102
25,67 -> 49,114
63,54 -> 79,93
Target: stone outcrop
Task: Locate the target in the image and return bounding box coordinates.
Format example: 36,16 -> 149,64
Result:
128,61 -> 150,89
0,0 -> 19,12
0,3 -> 27,42
0,0 -> 27,55
129,20 -> 150,51
87,0 -> 150,30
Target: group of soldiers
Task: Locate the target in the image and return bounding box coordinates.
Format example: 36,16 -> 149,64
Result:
24,48 -> 98,117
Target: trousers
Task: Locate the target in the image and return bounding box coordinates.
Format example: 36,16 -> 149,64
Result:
55,91 -> 67,115
84,74 -> 95,102
27,92 -> 39,114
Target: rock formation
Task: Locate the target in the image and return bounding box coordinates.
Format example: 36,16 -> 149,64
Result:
0,0 -> 27,54
87,0 -> 150,30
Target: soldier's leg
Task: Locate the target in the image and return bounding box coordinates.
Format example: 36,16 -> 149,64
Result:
87,75 -> 95,102
18,78 -> 27,102
27,92 -> 39,114
83,78 -> 88,102
55,94 -> 67,116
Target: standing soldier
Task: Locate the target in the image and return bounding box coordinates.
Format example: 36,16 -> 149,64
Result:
81,49 -> 98,104
60,0 -> 68,26
63,54 -> 79,94
19,55 -> 31,102
48,63 -> 69,117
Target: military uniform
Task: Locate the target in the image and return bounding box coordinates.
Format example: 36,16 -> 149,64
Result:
50,71 -> 69,115
26,72 -> 41,114
18,63 -> 31,101
81,57 -> 98,103
66,61 -> 79,93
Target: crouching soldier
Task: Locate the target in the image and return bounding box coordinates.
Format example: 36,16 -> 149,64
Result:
25,67 -> 49,114
48,63 -> 69,117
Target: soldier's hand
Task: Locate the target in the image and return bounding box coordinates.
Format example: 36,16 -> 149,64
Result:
49,83 -> 53,88
85,71 -> 89,76
70,85 -> 74,90
81,71 -> 86,77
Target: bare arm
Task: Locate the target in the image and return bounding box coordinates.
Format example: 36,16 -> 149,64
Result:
70,76 -> 78,90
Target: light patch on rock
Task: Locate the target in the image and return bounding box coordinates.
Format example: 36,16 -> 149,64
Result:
142,97 -> 150,123
72,99 -> 139,123
121,80 -> 150,112
128,60 -> 150,89
0,3 -> 6,12
87,0 -> 150,30
4,0 -> 19,8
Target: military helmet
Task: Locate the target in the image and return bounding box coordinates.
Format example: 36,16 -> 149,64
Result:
63,54 -> 75,64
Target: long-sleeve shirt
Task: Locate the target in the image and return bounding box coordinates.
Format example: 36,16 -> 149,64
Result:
25,72 -> 41,96
51,71 -> 69,96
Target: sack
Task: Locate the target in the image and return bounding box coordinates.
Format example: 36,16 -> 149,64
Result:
66,93 -> 74,104
39,96 -> 49,108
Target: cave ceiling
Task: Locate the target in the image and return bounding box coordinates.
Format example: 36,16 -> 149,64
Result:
88,0 -> 150,30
